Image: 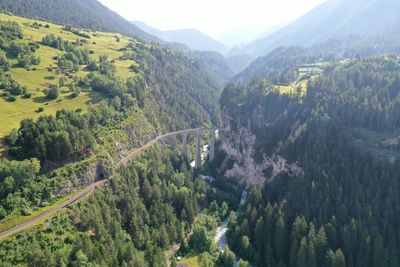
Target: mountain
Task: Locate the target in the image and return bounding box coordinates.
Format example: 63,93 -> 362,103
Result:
132,20 -> 230,55
232,24 -> 400,84
0,13 -> 234,267
230,0 -> 400,57
0,0 -> 157,41
226,54 -> 253,74
219,57 -> 400,266
214,27 -> 266,47
252,23 -> 287,41
0,12 -> 221,151
191,51 -> 234,86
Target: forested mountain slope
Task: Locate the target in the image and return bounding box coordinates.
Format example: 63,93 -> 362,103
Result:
0,0 -> 157,41
0,8 -> 242,265
232,26 -> 400,84
191,51 -> 234,86
0,12 -> 223,244
219,57 -> 400,266
230,0 -> 400,58
0,146 -> 223,265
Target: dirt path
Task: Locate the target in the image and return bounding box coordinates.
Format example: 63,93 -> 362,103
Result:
0,128 -> 210,240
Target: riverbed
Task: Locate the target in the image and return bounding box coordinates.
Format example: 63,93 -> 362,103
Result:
213,191 -> 248,266
192,140 -> 251,266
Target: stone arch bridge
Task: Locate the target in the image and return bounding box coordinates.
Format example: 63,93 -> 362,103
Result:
167,128 -> 219,168
117,128 -> 220,167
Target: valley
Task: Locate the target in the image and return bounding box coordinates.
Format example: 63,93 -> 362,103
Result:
1,0 -> 400,266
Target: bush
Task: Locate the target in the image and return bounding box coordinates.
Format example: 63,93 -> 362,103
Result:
43,86 -> 59,100
23,92 -> 32,99
9,85 -> 25,96
70,83 -> 80,98
36,107 -> 44,113
21,208 -> 33,216
7,95 -> 16,102
0,205 -> 6,220
17,53 -> 40,68
0,21 -> 23,41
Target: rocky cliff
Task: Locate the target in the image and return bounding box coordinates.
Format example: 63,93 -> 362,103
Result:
218,103 -> 304,185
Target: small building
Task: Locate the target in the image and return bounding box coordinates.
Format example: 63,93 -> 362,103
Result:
177,263 -> 188,267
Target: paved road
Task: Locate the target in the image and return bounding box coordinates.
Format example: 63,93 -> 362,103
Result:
0,128 -> 216,240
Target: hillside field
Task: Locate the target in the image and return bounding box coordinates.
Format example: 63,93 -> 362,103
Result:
273,64 -> 323,95
0,13 -> 140,137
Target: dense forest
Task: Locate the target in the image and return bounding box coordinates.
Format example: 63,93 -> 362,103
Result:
0,146 -> 247,266
220,56 -> 400,267
3,1 -> 400,266
0,13 -> 224,239
0,147 -> 200,265
133,42 -> 222,129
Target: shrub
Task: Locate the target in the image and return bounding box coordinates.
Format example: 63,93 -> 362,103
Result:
43,86 -> 59,100
70,83 -> 80,98
23,92 -> 32,99
9,85 -> 25,96
7,95 -> 16,102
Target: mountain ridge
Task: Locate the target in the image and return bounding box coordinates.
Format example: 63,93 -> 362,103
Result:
229,0 -> 400,58
132,20 -> 230,55
0,0 -> 158,41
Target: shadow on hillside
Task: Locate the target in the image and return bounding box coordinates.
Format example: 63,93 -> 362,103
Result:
0,137 -> 8,158
84,91 -> 105,105
32,96 -> 51,103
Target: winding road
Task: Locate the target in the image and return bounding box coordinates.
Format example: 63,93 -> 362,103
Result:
0,128 -> 211,240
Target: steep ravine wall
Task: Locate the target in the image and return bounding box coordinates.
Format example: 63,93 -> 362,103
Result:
218,109 -> 304,185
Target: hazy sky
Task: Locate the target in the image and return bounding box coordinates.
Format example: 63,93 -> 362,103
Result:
99,0 -> 326,38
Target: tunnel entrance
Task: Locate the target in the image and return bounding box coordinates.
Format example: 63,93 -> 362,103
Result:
95,163 -> 108,181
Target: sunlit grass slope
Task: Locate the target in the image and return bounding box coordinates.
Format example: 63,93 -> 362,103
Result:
0,13 -> 139,136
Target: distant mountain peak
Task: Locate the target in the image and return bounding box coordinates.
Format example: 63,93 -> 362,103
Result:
132,21 -> 230,55
229,0 -> 400,58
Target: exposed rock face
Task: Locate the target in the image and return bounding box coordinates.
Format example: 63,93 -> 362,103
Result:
76,161 -> 111,187
219,110 -> 303,185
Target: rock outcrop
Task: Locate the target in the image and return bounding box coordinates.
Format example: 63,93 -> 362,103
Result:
218,109 -> 303,185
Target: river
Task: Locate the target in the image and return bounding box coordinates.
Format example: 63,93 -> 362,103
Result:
213,191 -> 248,266
192,142 -> 251,266
190,144 -> 209,168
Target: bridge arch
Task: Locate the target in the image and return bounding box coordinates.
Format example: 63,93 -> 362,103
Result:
167,128 -> 220,169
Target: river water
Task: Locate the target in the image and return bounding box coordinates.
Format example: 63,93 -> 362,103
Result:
192,142 -> 251,266
214,190 -> 247,249
190,144 -> 209,168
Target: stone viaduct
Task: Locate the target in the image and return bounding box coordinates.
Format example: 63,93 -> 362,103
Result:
167,128 -> 218,169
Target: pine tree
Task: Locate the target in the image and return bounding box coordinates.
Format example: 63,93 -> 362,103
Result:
238,259 -> 250,267
289,238 -> 299,267
274,214 -> 286,259
333,249 -> 346,267
296,238 -> 307,267
306,240 -> 317,267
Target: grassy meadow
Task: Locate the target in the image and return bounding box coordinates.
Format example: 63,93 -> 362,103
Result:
273,64 -> 324,95
0,13 -> 140,137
